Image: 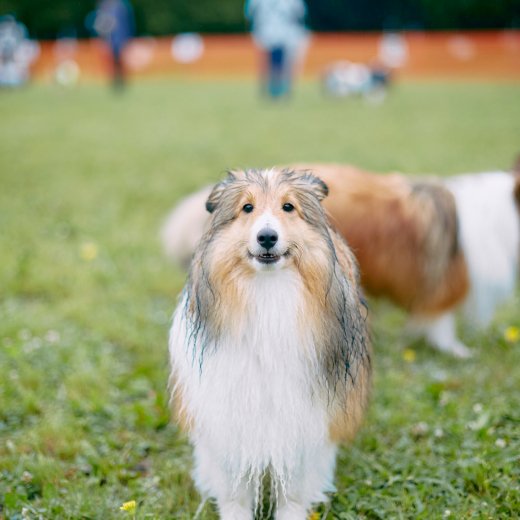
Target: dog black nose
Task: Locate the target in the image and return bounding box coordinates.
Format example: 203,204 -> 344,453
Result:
257,228 -> 278,250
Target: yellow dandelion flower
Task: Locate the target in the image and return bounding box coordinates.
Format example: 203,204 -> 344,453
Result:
80,241 -> 99,261
403,348 -> 416,363
120,500 -> 136,513
308,513 -> 321,520
504,326 -> 520,343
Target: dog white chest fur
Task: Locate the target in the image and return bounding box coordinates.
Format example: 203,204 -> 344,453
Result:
170,271 -> 337,519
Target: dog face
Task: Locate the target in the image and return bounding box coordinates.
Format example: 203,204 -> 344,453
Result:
204,169 -> 330,274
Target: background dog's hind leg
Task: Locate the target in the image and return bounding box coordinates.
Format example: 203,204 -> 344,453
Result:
408,312 -> 473,358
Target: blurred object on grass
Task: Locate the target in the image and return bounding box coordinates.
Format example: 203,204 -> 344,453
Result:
322,60 -> 391,103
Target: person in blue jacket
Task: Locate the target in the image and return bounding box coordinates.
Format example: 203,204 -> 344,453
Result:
94,0 -> 135,89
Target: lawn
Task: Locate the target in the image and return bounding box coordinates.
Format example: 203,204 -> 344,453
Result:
0,79 -> 519,519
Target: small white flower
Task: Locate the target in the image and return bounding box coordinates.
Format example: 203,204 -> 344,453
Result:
21,471 -> 33,483
495,438 -> 506,448
472,403 -> 483,414
411,421 -> 429,437
443,510 -> 451,518
467,411 -> 490,431
434,427 -> 444,438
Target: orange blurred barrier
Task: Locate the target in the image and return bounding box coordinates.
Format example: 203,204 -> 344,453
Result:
32,31 -> 520,83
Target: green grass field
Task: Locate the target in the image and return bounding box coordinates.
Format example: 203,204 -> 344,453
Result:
1,80 -> 519,519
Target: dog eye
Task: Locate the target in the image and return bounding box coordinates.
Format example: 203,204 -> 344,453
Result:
242,203 -> 254,213
282,203 -> 295,212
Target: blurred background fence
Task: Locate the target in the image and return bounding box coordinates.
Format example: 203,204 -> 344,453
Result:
30,31 -> 520,81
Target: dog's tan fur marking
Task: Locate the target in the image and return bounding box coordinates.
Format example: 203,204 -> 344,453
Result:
168,374 -> 191,433
329,358 -> 371,443
327,232 -> 372,443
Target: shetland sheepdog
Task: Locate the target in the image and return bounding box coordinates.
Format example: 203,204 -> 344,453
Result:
162,163 -> 520,358
168,168 -> 371,520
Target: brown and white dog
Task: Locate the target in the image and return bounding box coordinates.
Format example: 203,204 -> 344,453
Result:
168,169 -> 371,519
163,163 -> 520,358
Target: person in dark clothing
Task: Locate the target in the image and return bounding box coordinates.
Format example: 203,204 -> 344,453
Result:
94,0 -> 135,89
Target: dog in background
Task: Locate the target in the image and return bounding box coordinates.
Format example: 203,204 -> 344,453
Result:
168,168 -> 371,519
162,162 -> 520,358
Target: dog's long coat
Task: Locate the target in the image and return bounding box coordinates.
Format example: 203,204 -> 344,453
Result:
169,169 -> 371,520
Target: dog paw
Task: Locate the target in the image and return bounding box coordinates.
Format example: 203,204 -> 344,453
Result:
276,502 -> 308,520
438,340 -> 473,359
219,502 -> 253,520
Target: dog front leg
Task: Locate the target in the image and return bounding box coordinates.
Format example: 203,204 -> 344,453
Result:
275,442 -> 337,520
192,438 -> 254,520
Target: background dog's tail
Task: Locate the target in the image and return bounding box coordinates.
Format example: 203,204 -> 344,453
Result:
410,180 -> 461,272
160,185 -> 213,268
408,179 -> 469,314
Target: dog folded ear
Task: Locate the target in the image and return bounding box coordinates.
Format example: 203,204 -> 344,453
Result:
290,170 -> 329,201
304,173 -> 329,201
206,172 -> 236,213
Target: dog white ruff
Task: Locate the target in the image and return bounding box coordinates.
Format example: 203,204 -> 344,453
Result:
170,270 -> 337,519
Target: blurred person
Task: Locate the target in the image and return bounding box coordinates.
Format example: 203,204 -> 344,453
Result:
245,0 -> 309,98
0,15 -> 38,87
93,0 -> 135,89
